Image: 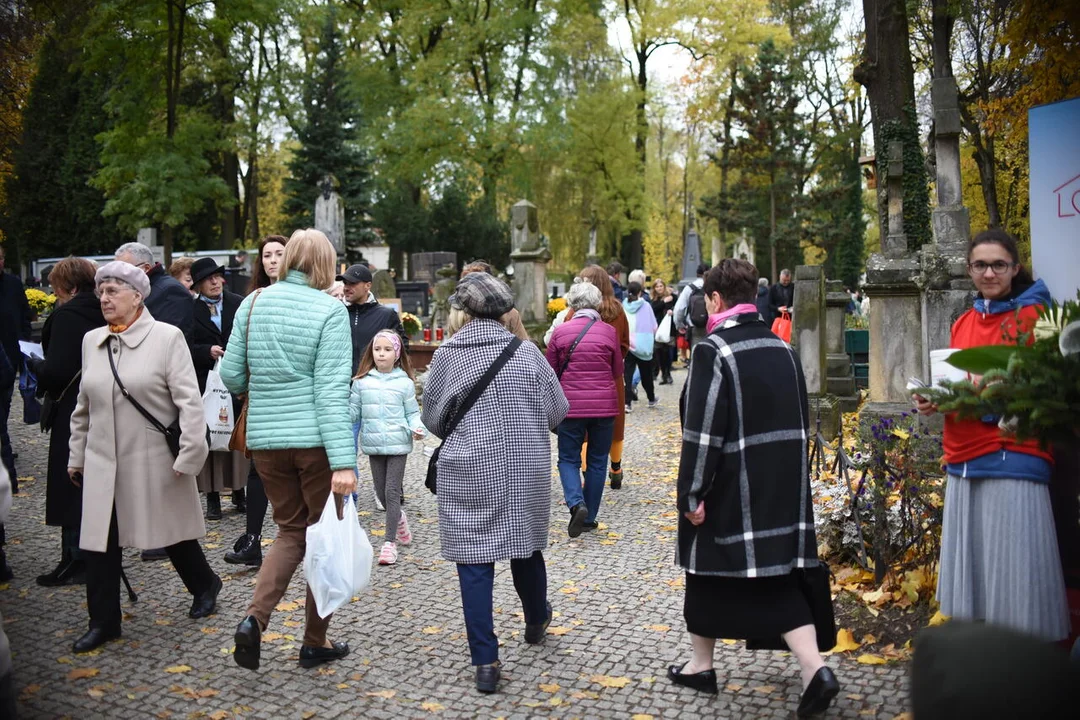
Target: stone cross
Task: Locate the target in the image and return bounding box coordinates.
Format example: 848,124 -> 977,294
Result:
883,141 -> 907,258
509,199 -> 551,327
314,174 -> 345,253
511,200 -> 540,253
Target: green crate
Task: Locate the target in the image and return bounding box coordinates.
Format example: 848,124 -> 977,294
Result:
853,362 -> 869,389
845,329 -> 869,355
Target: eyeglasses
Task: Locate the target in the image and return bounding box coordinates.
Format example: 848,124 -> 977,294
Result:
968,260 -> 1015,275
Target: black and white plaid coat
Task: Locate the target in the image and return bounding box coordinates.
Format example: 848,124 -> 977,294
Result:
676,312 -> 819,577
422,319 -> 569,564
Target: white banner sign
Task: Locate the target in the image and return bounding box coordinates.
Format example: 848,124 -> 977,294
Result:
1030,97 -> 1080,302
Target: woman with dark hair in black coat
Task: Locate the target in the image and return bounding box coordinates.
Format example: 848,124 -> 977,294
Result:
34,257 -> 105,586
650,279 -> 676,385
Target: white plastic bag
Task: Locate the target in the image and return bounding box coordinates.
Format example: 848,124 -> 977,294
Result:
304,493 -> 373,618
203,361 -> 234,452
655,314 -> 673,344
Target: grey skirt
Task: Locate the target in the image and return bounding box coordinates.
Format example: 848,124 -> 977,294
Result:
196,450 -> 249,493
937,473 -> 1069,641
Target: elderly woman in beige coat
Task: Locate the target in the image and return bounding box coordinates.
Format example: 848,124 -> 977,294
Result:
67,261 -> 222,654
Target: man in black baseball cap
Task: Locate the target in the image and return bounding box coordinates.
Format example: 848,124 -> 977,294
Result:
337,264 -> 408,375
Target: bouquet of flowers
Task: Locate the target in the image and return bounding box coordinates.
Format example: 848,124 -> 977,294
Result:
26,288 -> 57,316
921,294 -> 1080,447
547,297 -> 566,322
401,312 -> 422,336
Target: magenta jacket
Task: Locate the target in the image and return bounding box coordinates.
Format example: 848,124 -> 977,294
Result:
545,309 -> 623,418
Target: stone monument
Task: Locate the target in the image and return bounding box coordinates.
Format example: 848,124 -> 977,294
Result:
792,266 -> 840,438
825,280 -> 860,414
314,175 -> 345,254
372,268 -> 397,302
509,199 -> 551,327
679,220 -> 704,289
920,74 -> 973,376
861,140 -> 925,430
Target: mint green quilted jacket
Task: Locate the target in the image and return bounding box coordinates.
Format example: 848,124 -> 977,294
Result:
220,270 -> 355,470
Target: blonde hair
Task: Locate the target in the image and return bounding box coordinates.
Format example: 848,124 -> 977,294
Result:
447,306 -> 472,335
628,269 -> 646,287
282,228 -> 336,290
168,256 -> 195,279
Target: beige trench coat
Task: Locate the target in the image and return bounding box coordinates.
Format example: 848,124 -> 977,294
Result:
69,310 -> 209,553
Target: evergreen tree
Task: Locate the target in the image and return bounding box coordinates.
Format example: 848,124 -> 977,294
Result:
3,33 -> 120,259
283,7 -> 371,248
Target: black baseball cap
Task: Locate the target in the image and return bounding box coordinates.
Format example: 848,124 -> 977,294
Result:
336,264 -> 373,284
696,262 -> 710,276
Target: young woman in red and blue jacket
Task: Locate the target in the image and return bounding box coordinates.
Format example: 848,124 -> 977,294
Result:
914,229 -> 1068,642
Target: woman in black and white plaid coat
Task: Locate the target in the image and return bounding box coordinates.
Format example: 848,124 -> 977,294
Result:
421,272 -> 569,695
667,260 -> 840,718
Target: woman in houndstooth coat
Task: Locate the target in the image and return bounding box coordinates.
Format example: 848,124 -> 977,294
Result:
421,272 -> 568,694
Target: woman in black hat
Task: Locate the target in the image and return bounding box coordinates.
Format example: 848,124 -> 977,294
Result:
188,257 -> 247,520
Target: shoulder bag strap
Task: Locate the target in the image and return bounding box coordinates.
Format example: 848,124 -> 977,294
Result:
55,369 -> 82,403
557,318 -> 597,379
243,289 -> 262,383
442,337 -> 522,440
106,337 -> 169,435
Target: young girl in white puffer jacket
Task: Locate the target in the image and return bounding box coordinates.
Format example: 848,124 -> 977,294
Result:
349,330 -> 425,565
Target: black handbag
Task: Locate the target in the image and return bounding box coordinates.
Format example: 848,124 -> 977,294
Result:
426,337 -> 522,494
40,370 -> 81,433
107,337 -> 182,458
745,563 -> 837,652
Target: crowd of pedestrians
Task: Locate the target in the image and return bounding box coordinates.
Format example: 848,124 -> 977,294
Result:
3,226 -> 1071,716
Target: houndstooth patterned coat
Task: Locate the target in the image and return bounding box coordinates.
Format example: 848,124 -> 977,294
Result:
422,318 -> 569,564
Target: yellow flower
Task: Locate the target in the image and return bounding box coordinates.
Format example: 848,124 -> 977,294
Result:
25,288 -> 57,315
547,297 -> 567,321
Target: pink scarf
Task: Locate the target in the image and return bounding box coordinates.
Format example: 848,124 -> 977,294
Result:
706,303 -> 759,334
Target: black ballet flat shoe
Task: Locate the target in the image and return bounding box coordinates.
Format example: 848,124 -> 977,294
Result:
73,626 -> 121,654
299,640 -> 349,668
475,661 -> 501,694
233,616 -> 262,670
797,666 -> 840,717
609,470 -> 622,490
524,601 -> 553,644
667,662 -> 719,695
189,575 -> 222,619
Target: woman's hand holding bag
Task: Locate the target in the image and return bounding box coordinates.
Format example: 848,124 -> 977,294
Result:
304,493 -> 372,619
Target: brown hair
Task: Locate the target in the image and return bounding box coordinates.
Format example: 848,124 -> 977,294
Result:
968,229 -> 1034,293
578,265 -> 622,323
461,260 -> 493,278
168,256 -> 194,280
50,256 -> 97,294
281,229 -> 336,290
250,234 -> 289,293
353,331 -> 416,381
703,258 -> 759,306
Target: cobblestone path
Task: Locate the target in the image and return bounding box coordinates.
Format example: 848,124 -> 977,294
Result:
2,369 -> 909,718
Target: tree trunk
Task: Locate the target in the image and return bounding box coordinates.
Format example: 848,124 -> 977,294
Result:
769,172 -> 777,282
717,64 -> 738,261
853,0 -> 930,251
970,135 -> 1002,228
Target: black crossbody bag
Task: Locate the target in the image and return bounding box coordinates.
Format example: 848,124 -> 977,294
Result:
425,337 -> 522,494
107,337 -> 182,458
556,318 -> 597,379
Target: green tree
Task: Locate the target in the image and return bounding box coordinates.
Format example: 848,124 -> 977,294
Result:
283,5 -> 371,251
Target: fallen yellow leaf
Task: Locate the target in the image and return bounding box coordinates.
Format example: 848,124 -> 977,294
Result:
538,683 -> 560,693
832,628 -> 862,653
928,610 -> 949,627
720,639 -> 737,645
261,632 -> 284,642
547,626 -> 572,635
164,665 -> 192,674
366,689 -> 396,699
632,715 -> 655,720
420,701 -> 444,711
301,712 -> 316,720
590,674 -> 632,689
67,668 -> 100,680
856,654 -> 887,665
208,712 -> 231,720
421,626 -> 442,634
645,624 -> 670,632
275,600 -> 300,612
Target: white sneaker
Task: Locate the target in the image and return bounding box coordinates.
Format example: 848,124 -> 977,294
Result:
372,487 -> 385,511
378,542 -> 398,565
396,510 -> 413,545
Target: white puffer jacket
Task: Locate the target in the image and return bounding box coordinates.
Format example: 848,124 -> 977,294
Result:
349,367 -> 424,456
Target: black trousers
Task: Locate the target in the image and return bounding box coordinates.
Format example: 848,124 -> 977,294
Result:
84,508 -> 216,630
245,460 -> 269,537
624,354 -> 655,406
655,343 -> 673,377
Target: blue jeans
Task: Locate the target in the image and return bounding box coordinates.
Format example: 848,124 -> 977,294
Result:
557,416 -> 615,522
456,551 -> 548,665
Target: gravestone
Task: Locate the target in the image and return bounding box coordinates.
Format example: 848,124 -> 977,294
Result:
509,199 -> 551,326
825,280 -> 860,414
792,266 -> 840,438
679,226 -> 703,289
920,75 -> 974,376
431,265 -> 458,330
372,268 -> 397,302
314,175 -> 345,254
860,141 -> 925,435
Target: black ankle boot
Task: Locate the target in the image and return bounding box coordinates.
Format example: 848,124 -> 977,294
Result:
232,487 -> 246,513
206,492 -> 222,521
37,558 -> 86,587
225,533 -> 262,566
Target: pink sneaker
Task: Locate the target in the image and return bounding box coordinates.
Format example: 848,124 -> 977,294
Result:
396,510 -> 413,545
378,542 -> 398,566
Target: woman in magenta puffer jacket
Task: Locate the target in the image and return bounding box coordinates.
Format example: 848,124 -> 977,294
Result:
546,278 -> 624,539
